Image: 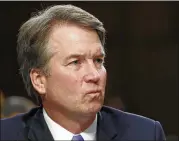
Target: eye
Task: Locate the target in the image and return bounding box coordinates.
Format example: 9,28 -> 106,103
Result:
95,58 -> 104,64
70,60 -> 80,65
66,59 -> 82,70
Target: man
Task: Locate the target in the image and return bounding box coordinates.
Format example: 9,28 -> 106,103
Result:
0,4 -> 166,140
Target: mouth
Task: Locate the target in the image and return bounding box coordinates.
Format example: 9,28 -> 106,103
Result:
84,89 -> 104,102
86,89 -> 102,95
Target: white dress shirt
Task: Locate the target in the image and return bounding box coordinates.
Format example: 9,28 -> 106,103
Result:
43,108 -> 97,140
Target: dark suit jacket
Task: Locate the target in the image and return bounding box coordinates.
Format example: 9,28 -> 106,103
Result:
1,106 -> 166,140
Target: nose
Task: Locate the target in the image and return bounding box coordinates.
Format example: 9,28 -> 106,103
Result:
83,63 -> 100,83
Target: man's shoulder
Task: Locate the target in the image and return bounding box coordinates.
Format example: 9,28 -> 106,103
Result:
101,105 -> 156,126
0,113 -> 25,140
1,106 -> 40,125
100,106 -> 165,139
0,106 -> 40,140
1,113 -> 24,127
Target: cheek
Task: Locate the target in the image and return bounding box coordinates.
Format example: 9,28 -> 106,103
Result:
46,71 -> 80,103
62,71 -> 80,85
100,68 -> 107,85
49,70 -> 80,92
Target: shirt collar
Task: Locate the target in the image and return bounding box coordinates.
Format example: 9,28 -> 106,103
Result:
43,108 -> 97,140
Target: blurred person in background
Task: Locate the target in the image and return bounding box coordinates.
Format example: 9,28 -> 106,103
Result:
1,96 -> 36,118
1,4 -> 166,140
0,89 -> 6,118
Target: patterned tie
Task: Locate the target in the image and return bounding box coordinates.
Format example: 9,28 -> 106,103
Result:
71,135 -> 84,141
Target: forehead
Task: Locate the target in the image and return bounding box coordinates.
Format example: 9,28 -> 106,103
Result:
48,23 -> 104,57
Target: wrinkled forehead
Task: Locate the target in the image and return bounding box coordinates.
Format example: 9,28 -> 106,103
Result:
47,23 -> 105,57
48,22 -> 101,42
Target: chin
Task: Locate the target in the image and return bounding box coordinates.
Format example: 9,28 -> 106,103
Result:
85,102 -> 103,115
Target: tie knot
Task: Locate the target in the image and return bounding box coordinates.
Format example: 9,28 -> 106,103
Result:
72,135 -> 84,141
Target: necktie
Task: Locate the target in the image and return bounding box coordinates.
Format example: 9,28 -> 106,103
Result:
72,135 -> 84,141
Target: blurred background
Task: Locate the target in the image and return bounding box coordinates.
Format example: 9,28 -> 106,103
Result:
0,1 -> 178,139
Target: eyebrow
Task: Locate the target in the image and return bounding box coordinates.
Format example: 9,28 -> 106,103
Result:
65,52 -> 106,61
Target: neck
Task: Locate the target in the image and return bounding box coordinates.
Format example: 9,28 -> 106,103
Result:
43,104 -> 96,134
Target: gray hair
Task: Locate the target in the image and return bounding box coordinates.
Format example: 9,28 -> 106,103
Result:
17,4 -> 106,105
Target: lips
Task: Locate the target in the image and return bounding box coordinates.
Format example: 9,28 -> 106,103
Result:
86,89 -> 102,94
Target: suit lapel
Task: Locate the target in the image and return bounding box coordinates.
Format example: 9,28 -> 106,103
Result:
23,106 -> 127,141
97,111 -> 117,141
23,106 -> 54,141
97,106 -> 128,141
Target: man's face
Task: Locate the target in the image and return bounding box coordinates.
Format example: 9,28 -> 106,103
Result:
43,24 -> 106,116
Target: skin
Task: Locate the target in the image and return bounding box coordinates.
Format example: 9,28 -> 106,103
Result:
30,23 -> 107,133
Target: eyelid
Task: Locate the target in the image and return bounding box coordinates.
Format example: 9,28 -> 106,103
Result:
70,59 -> 80,64
97,56 -> 104,60
94,57 -> 105,64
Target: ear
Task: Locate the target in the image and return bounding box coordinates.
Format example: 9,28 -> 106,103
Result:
30,68 -> 47,96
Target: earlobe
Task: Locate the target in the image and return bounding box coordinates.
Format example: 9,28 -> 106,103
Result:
30,68 -> 46,95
